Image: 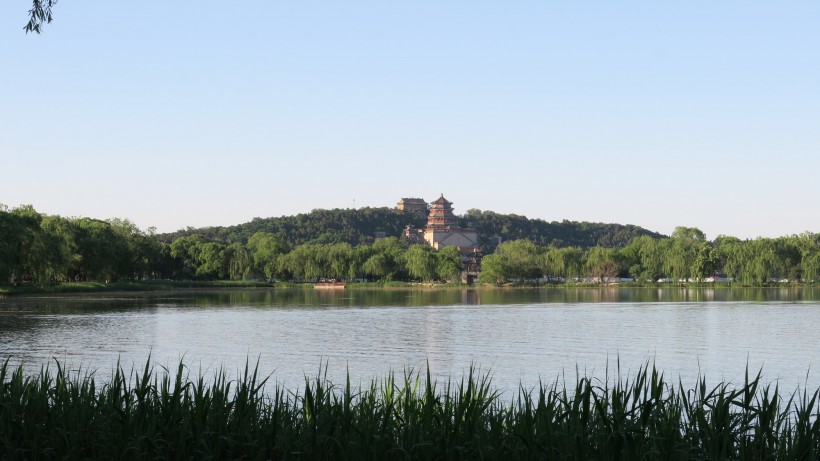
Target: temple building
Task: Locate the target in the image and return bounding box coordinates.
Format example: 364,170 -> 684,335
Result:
395,197 -> 428,215
400,194 -> 483,281
423,195 -> 479,250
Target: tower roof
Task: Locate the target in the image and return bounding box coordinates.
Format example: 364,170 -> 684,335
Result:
430,194 -> 452,206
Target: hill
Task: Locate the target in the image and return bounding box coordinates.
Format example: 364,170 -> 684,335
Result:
461,209 -> 665,250
159,207 -> 664,249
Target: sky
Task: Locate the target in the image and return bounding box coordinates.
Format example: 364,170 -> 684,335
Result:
1,1 -> 818,240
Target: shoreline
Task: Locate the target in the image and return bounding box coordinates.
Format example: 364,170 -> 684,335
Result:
1,279 -> 815,297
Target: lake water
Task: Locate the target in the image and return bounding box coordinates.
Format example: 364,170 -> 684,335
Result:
2,287 -> 819,394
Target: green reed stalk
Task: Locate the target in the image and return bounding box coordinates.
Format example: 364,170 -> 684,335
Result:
2,358 -> 819,460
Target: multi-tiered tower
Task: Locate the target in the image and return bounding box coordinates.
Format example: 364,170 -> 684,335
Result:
423,194 -> 479,250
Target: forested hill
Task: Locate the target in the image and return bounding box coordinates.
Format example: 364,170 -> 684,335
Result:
461,209 -> 665,249
160,208 -> 427,247
159,207 -> 664,249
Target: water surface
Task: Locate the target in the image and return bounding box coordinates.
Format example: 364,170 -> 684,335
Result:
2,287 -> 819,394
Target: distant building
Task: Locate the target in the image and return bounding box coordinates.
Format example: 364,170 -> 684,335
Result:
403,224 -> 425,244
423,195 -> 479,251
395,198 -> 428,215
399,194 -> 482,283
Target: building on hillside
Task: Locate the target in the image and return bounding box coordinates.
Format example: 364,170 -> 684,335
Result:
402,224 -> 425,244
395,198 -> 428,215
399,194 -> 482,283
423,195 -> 479,251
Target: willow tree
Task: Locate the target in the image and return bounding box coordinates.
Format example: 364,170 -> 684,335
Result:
247,232 -> 290,281
402,245 -> 437,282
691,242 -> 718,281
663,227 -> 706,282
619,235 -> 665,281
324,243 -> 357,280
435,246 -> 463,282
224,243 -> 253,280
796,232 -> 820,282
583,246 -> 620,283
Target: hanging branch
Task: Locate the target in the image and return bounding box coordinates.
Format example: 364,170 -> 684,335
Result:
24,0 -> 58,34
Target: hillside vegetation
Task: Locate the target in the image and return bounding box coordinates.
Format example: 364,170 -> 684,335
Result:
158,207 -> 662,249
5,204 -> 817,287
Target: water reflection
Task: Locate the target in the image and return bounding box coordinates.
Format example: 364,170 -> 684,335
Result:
141,286 -> 820,306
1,287 -> 819,394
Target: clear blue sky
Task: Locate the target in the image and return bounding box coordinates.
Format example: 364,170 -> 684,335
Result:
2,1 -> 818,239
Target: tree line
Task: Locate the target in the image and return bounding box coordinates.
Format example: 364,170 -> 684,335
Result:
2,206 -> 818,286
0,206 -> 462,284
1,205 -> 169,284
168,233 -> 463,283
479,227 -> 820,285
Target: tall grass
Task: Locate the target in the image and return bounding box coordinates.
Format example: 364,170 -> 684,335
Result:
1,358 -> 818,460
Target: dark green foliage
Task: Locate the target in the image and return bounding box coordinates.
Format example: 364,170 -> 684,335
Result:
2,359 -> 819,460
3,205 -> 819,287
159,207 -> 661,250
159,207 -> 427,247
461,209 -> 664,250
0,206 -> 167,285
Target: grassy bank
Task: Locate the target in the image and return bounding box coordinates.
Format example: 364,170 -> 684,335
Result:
0,280 -> 277,296
2,359 -> 819,460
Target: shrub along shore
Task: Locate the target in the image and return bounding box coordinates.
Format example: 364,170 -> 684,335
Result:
1,359 -> 819,460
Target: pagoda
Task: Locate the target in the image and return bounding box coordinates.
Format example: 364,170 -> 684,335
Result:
426,195 -> 458,228
423,194 -> 479,250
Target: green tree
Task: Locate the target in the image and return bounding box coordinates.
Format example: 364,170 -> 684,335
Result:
224,242 -> 253,280
478,252 -> 509,285
583,246 -> 619,283
360,238 -> 408,281
10,205 -> 50,283
325,243 -> 356,280
0,209 -> 24,283
402,245 -> 437,281
715,236 -> 746,283
109,218 -> 158,281
691,242 -> 718,281
247,232 -> 290,280
554,246 -> 583,279
281,244 -> 323,280
663,227 -> 706,281
477,239 -> 541,283
196,242 -> 226,279
39,215 -> 77,283
169,235 -> 208,279
71,218 -> 134,281
795,232 -> 820,282
435,246 -> 463,282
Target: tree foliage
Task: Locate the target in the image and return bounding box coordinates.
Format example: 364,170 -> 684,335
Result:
25,0 -> 58,34
159,207 -> 661,251
462,209 -> 663,250
2,206 -> 819,287
1,206 -> 166,284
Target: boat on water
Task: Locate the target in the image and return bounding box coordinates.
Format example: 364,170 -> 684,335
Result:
314,279 -> 346,289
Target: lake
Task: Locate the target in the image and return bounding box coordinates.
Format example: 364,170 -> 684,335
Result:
2,287 -> 819,394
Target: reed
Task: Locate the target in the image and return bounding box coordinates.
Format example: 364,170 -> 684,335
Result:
1,358 -> 818,460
